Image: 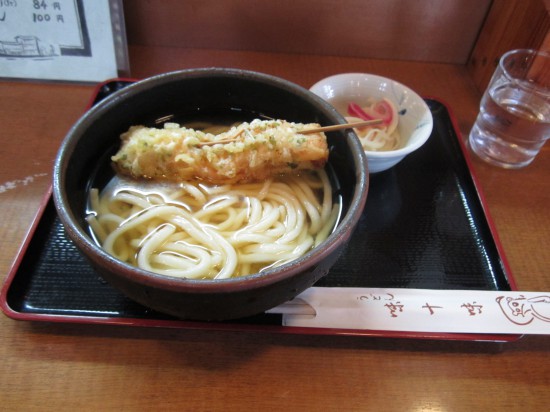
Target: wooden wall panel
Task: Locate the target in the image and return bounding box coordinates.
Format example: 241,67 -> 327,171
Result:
123,0 -> 491,64
467,0 -> 550,92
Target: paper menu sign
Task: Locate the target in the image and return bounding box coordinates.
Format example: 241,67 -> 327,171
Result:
0,0 -> 127,82
267,287 -> 550,335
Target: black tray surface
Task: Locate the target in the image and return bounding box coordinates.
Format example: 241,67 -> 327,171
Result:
2,81 -> 512,327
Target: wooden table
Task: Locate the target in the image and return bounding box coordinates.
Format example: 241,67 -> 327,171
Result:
1,47 -> 549,410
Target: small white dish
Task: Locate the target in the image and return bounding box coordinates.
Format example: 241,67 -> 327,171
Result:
310,73 -> 433,173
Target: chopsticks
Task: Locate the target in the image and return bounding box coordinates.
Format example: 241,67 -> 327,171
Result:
196,119 -> 382,147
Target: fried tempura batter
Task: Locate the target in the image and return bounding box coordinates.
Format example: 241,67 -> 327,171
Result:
111,119 -> 329,184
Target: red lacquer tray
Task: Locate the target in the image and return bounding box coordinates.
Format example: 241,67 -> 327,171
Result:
0,80 -> 518,342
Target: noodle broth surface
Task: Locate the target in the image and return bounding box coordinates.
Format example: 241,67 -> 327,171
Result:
87,172 -> 339,280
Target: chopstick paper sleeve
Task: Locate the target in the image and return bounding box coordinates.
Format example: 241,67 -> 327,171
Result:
267,287 -> 550,335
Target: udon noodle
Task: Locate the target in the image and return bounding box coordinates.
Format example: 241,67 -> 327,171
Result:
86,170 -> 339,280
346,116 -> 400,151
342,99 -> 401,152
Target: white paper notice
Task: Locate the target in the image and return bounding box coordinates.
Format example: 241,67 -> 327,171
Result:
267,288 -> 550,335
0,0 -> 121,82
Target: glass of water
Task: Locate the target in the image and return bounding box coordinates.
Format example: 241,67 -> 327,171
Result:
469,49 -> 550,168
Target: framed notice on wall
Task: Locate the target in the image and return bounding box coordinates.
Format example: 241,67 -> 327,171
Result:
0,0 -> 128,83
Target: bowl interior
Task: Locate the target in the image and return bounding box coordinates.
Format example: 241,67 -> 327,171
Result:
54,68 -> 368,288
310,73 -> 433,158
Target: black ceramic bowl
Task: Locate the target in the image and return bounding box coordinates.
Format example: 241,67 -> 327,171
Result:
53,68 -> 369,320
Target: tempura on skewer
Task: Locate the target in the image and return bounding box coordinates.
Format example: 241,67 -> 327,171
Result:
111,119 -> 329,184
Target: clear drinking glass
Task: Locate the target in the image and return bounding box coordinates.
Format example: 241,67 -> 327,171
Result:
469,49 -> 550,168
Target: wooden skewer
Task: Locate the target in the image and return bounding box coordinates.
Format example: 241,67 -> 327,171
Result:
300,119 -> 383,134
196,129 -> 244,147
195,119 -> 383,146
